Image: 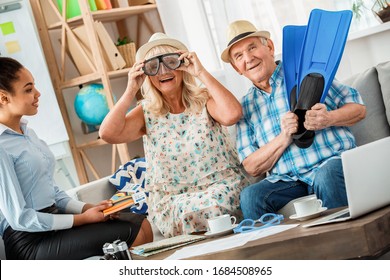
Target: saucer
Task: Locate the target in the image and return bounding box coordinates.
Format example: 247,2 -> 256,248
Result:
289,207 -> 328,221
204,224 -> 237,238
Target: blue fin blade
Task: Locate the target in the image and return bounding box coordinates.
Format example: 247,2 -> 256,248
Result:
292,9 -> 352,149
297,9 -> 352,103
282,25 -> 306,110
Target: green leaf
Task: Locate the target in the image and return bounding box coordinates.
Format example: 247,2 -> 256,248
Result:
116,36 -> 133,46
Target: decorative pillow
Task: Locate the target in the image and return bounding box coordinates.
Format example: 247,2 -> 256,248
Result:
376,61 -> 390,124
344,67 -> 390,146
109,157 -> 148,215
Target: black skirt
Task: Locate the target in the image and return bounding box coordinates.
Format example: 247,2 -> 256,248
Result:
3,208 -> 145,260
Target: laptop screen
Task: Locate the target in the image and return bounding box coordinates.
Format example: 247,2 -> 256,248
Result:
341,136 -> 390,218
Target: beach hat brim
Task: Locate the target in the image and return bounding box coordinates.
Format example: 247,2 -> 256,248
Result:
221,30 -> 270,63
136,38 -> 188,62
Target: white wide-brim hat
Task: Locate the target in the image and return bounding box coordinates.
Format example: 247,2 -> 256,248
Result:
221,20 -> 270,63
136,32 -> 188,61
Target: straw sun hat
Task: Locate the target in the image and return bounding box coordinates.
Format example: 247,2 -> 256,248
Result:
221,20 -> 270,63
135,32 -> 188,62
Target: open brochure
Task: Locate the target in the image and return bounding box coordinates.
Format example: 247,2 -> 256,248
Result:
103,192 -> 136,217
131,235 -> 206,257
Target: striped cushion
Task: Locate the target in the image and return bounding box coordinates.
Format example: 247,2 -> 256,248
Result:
109,157 -> 148,215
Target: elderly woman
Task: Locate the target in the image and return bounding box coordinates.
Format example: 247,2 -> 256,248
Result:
99,33 -> 249,238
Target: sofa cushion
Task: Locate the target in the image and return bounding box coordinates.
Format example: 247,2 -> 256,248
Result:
376,61 -> 390,124
68,176 -> 117,205
109,157 -> 149,215
343,66 -> 390,146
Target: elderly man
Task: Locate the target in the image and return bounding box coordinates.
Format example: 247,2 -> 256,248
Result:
221,20 -> 366,219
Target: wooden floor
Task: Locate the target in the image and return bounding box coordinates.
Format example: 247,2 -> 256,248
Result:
132,205 -> 390,260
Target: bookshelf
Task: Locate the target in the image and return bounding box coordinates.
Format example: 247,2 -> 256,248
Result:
29,0 -> 163,184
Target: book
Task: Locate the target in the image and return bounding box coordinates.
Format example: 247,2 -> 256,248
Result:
103,192 -> 136,216
95,0 -> 110,10
56,0 -> 97,19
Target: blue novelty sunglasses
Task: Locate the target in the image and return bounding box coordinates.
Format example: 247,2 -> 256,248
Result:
233,213 -> 284,234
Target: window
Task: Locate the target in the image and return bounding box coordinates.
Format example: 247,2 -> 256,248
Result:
202,0 -> 380,64
156,0 -> 384,98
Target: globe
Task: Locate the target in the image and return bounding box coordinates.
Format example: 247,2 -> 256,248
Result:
74,83 -> 110,126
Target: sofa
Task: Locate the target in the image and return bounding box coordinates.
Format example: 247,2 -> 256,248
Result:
66,60 -> 390,240
344,61 -> 390,145
1,61 -> 389,259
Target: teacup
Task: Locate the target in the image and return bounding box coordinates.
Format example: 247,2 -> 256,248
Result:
293,197 -> 323,217
207,214 -> 236,233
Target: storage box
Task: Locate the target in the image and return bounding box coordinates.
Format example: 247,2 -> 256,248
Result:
72,25 -> 111,71
117,42 -> 136,68
66,29 -> 95,75
94,21 -> 126,70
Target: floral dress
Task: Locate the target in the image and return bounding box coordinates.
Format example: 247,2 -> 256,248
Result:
142,103 -> 250,238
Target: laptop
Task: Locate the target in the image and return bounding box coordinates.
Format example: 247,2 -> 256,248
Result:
303,136 -> 390,228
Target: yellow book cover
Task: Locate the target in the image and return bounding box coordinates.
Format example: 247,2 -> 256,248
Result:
103,192 -> 135,216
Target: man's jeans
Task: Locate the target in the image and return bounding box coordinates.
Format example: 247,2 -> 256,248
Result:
240,159 -> 348,220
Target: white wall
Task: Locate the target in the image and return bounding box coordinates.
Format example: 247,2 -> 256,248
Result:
337,21 -> 390,81
157,0 -> 390,98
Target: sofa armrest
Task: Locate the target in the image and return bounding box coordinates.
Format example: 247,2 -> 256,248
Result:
66,176 -> 116,204
66,177 -> 166,242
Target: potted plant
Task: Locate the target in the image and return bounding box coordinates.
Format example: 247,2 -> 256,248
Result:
371,0 -> 390,23
352,0 -> 367,21
116,36 -> 136,68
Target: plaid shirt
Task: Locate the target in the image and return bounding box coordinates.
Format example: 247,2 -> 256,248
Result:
236,62 -> 364,185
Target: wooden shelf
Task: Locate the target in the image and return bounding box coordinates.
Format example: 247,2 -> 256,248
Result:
76,138 -> 108,149
108,67 -> 131,79
30,0 -> 163,184
47,5 -> 158,29
60,68 -> 130,89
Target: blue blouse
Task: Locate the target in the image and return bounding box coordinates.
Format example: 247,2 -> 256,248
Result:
0,119 -> 85,236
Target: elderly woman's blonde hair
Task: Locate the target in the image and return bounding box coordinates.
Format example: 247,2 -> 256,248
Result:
141,45 -> 209,116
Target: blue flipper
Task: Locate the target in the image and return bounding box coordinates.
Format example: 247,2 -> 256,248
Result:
293,9 -> 352,148
282,25 -> 306,111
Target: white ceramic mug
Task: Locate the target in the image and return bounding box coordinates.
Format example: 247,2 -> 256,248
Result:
207,214 -> 237,233
293,197 -> 323,217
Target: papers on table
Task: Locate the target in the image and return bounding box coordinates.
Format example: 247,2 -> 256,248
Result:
165,224 -> 299,260
131,234 -> 206,257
